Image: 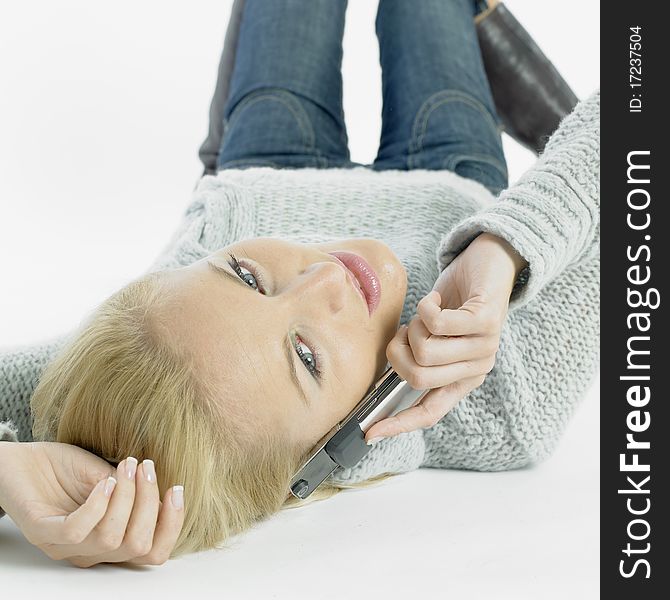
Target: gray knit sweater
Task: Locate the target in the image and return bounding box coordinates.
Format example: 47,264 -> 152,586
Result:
0,90 -> 600,514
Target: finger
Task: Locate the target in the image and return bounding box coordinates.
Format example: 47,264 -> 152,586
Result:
29,476 -> 117,548
128,484 -> 185,566
365,374 -> 486,439
115,459 -> 160,559
418,289 -> 442,314
41,459 -> 137,561
68,459 -> 161,566
62,483 -> 185,569
389,330 -> 495,390
417,291 -> 494,336
66,555 -> 97,569
386,323 -> 411,371
406,316 -> 498,367
88,457 -> 138,554
405,314 -> 431,355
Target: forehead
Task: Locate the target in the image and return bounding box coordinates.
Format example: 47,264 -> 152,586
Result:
155,265 -> 302,432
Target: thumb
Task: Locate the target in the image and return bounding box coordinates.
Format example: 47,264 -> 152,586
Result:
386,323 -> 409,358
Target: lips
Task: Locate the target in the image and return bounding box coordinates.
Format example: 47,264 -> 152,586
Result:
328,251 -> 381,316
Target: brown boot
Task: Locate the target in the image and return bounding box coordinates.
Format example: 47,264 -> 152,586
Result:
475,0 -> 579,155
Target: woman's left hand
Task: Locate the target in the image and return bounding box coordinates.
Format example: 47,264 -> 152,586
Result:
365,232 -> 528,442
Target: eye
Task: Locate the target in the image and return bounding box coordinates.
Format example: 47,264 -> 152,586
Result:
295,334 -> 323,381
227,252 -> 323,381
227,252 -> 266,293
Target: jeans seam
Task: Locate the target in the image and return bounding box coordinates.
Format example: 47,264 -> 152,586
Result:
219,158 -> 283,169
222,88 -> 334,168
441,152 -> 508,180
224,89 -> 316,151
408,89 -> 501,169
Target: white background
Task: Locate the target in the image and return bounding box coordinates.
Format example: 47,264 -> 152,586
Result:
0,1 -> 600,597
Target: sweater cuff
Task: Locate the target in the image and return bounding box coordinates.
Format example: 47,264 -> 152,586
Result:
0,421 -> 19,519
435,211 -> 547,313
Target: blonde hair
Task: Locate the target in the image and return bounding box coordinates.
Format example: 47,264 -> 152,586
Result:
30,270 -> 396,559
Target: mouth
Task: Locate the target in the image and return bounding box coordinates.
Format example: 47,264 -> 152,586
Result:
328,251 -> 382,316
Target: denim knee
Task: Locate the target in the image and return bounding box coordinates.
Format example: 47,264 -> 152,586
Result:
217,88 -> 324,169
408,89 -> 509,194
217,87 -> 355,170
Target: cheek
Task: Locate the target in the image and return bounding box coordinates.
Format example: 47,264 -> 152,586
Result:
335,330 -> 380,395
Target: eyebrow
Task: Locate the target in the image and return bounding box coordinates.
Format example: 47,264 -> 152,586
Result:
206,259 -> 312,408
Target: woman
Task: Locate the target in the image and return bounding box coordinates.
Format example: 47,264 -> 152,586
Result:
0,0 -> 600,567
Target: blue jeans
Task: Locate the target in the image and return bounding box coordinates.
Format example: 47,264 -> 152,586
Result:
216,0 -> 508,196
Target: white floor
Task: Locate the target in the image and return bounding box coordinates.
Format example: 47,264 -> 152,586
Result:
0,1 -> 600,596
1,377 -> 599,599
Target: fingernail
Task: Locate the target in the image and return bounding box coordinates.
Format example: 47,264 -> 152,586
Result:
366,436 -> 385,446
125,456 -> 138,480
172,485 -> 184,510
143,459 -> 156,483
104,476 -> 117,497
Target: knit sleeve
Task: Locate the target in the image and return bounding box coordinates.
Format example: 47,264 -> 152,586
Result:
0,334 -> 73,443
435,88 -> 600,312
0,422 -> 20,519
421,250 -> 599,472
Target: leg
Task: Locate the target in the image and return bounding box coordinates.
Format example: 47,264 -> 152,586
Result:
217,0 -> 356,170
199,0 -> 246,176
373,0 -> 509,195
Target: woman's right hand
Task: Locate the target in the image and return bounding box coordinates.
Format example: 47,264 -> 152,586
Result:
0,441 -> 185,568
365,232 -> 527,442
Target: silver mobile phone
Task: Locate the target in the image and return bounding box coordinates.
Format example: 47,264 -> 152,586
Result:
288,366 -> 428,500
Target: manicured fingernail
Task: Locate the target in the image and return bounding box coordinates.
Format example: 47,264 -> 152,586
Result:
172,485 -> 184,510
366,436 -> 385,446
125,457 -> 138,480
104,476 -> 117,497
143,459 -> 155,483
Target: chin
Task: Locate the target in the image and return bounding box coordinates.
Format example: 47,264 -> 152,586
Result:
368,239 -> 407,290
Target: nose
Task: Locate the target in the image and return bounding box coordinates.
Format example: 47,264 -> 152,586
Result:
290,260 -> 350,314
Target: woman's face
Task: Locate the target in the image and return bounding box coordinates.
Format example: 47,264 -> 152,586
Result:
156,237 -> 407,449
